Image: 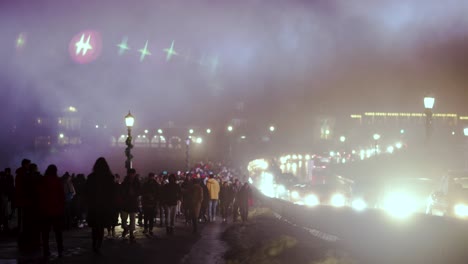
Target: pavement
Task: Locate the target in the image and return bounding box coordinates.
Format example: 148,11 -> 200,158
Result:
0,216 -> 232,264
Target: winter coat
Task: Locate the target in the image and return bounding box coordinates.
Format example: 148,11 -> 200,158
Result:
220,185 -> 234,204
38,174 -> 65,217
85,172 -> 115,227
121,177 -> 141,213
189,184 -> 203,219
161,182 -> 182,206
206,178 -> 220,200
141,179 -> 159,208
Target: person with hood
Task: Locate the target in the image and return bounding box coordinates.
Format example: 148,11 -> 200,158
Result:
85,157 -> 115,254
38,165 -> 65,258
206,174 -> 220,222
161,174 -> 181,234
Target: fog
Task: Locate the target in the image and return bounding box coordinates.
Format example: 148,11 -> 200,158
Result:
1,0 -> 468,170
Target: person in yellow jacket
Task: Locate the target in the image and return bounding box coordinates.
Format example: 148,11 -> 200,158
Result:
206,174 -> 220,222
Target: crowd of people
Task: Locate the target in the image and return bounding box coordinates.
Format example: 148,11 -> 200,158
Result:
0,157 -> 252,259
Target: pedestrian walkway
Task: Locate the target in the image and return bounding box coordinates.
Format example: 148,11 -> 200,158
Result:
180,221 -> 229,264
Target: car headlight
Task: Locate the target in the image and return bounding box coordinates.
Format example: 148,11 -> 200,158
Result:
383,192 -> 417,219
291,191 -> 300,200
352,198 -> 367,211
454,204 -> 468,218
304,194 -> 320,207
276,185 -> 286,195
331,193 -> 346,207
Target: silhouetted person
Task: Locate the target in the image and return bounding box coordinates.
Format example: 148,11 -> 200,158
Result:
141,173 -> 159,236
38,165 -> 65,258
161,174 -> 181,234
121,169 -> 140,240
16,159 -> 41,252
0,171 -> 9,232
239,183 -> 252,223
85,157 -> 115,254
188,179 -> 203,233
4,168 -> 15,223
107,174 -> 121,238
219,181 -> 234,223
73,174 -> 87,228
62,173 -> 75,229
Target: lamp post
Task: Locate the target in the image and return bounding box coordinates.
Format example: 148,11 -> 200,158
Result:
424,96 -> 435,142
185,137 -> 191,171
373,133 -> 380,155
227,126 -> 233,162
124,111 -> 135,172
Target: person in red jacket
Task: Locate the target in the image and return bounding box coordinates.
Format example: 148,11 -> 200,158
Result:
38,164 -> 65,258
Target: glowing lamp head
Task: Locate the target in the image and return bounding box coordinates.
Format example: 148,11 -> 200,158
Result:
270,126 -> 275,132
158,129 -> 163,134
227,126 -> 233,132
206,128 -> 211,134
373,134 -> 381,141
189,129 -> 194,134
125,111 -> 135,128
424,96 -> 435,110
340,136 -> 346,142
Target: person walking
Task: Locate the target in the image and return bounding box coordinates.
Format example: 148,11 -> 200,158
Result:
141,173 -> 159,236
161,174 -> 181,235
120,169 -> 141,240
107,174 -> 121,238
85,157 -> 115,254
219,181 -> 234,223
232,179 -> 241,222
206,174 -> 220,222
62,173 -> 76,230
238,183 -> 252,223
38,165 -> 65,258
188,179 -> 203,233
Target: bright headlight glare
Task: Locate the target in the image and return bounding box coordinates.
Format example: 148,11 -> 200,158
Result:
454,204 -> 468,217
331,193 -> 346,207
304,194 -> 320,207
352,199 -> 367,211
291,191 -> 300,200
276,185 -> 286,194
383,192 -> 417,219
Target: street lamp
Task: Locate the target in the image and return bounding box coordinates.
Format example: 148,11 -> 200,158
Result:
189,129 -> 194,134
185,137 -> 191,171
269,126 -> 275,132
227,126 -> 233,132
124,111 -> 135,171
158,129 -> 163,134
373,133 -> 380,155
340,136 -> 346,143
206,128 -> 211,134
424,95 -> 435,141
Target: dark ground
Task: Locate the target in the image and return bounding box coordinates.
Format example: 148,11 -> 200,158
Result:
0,217 -> 203,264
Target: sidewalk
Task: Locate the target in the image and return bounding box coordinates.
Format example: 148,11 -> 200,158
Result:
0,217 -> 204,264
180,220 -> 230,264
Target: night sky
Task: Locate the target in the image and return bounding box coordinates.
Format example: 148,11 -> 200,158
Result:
1,0 -> 468,130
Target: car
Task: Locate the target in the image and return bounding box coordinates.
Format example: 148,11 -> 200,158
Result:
289,175 -> 353,208
427,171 -> 468,219
378,177 -> 434,219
